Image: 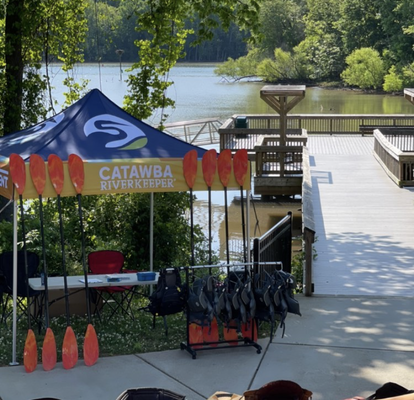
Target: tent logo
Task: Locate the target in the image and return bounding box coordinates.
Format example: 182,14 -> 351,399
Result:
84,114 -> 148,150
6,113 -> 65,147
0,168 -> 8,188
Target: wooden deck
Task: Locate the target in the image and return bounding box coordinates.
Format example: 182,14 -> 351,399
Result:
307,135 -> 414,297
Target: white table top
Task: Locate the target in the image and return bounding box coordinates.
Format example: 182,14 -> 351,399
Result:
29,273 -> 158,291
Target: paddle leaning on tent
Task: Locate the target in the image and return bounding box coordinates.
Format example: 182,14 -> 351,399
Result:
48,155 -> 79,369
68,154 -> 99,366
29,154 -> 57,371
8,154 -> 38,373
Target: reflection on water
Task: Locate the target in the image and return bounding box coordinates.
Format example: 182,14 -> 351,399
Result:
193,192 -> 302,261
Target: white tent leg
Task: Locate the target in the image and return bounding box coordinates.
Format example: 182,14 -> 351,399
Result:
11,199 -> 18,366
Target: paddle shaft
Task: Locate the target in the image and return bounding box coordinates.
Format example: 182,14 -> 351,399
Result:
239,185 -> 247,263
18,194 -> 32,330
38,193 -> 50,327
76,193 -> 92,322
189,188 -> 195,266
207,187 -> 212,265
223,187 -> 230,264
57,194 -> 71,325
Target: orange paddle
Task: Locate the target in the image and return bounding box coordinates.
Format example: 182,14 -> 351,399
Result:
68,154 -> 99,367
183,150 -> 198,266
9,154 -> 38,373
217,150 -> 232,265
233,149 -> 249,263
29,154 -> 57,371
201,149 -> 217,265
47,155 -> 78,369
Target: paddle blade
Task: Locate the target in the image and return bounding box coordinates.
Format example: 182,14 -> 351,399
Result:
202,149 -> 217,187
83,324 -> 99,366
29,154 -> 46,195
189,323 -> 203,349
42,327 -> 57,371
183,150 -> 198,189
23,329 -> 38,373
202,318 -> 219,347
68,154 -> 85,194
9,153 -> 26,196
233,149 -> 248,187
62,326 -> 79,370
217,149 -> 232,188
47,154 -> 64,195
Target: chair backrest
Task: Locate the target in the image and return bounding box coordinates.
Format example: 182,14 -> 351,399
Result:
115,388 -> 186,400
88,250 -> 124,274
0,251 -> 40,296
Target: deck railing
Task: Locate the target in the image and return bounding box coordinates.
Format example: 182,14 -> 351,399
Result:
373,128 -> 414,187
253,212 -> 293,275
254,133 -> 307,177
219,114 -> 414,152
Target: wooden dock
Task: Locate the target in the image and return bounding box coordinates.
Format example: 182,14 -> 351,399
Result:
307,135 -> 414,297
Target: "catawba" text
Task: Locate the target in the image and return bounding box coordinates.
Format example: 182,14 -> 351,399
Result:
99,165 -> 175,190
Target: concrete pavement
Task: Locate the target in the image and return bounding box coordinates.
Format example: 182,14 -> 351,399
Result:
1,295 -> 413,400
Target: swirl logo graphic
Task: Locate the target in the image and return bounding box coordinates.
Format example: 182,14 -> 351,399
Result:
84,114 -> 148,150
7,113 -> 65,147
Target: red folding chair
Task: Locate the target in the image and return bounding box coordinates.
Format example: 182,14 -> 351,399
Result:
88,250 -> 136,320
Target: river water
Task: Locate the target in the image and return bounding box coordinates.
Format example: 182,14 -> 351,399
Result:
47,63 -> 414,261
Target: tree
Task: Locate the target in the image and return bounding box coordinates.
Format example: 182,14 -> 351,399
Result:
335,0 -> 382,55
256,0 -> 306,57
123,0 -> 262,126
341,47 -> 385,89
297,0 -> 345,80
0,0 -> 88,136
383,65 -> 403,92
257,48 -> 311,82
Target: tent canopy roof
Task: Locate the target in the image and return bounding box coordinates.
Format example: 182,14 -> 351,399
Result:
0,89 -> 206,162
0,89 -> 250,199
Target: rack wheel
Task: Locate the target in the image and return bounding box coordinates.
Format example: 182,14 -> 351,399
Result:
180,343 -> 186,350
257,349 -> 261,354
192,354 -> 197,360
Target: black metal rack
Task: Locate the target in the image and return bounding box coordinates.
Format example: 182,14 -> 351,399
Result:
180,263 -> 262,359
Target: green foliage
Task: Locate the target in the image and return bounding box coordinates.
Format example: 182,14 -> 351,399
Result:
402,63 -> 414,87
214,48 -> 261,80
256,48 -> 311,82
383,65 -> 404,92
0,0 -> 88,134
0,192 -> 212,276
123,0 -> 262,124
256,0 -> 305,57
341,47 -> 385,89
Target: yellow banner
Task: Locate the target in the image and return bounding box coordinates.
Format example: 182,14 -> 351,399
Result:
0,158 -> 251,200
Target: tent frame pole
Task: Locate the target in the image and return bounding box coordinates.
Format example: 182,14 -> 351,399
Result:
11,197 -> 19,365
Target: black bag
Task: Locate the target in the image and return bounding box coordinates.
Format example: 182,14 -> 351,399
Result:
366,382 -> 414,399
148,268 -> 185,317
116,388 -> 186,400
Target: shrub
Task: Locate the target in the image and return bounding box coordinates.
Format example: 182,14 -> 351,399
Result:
341,47 -> 385,89
383,65 -> 404,92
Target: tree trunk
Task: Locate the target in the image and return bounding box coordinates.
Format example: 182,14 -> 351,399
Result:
4,0 -> 24,136
1,0 -> 24,222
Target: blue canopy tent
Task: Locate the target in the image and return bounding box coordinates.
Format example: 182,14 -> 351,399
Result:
0,89 -> 251,365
